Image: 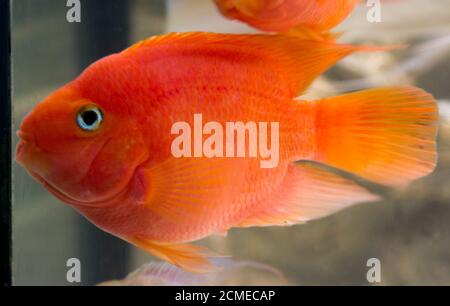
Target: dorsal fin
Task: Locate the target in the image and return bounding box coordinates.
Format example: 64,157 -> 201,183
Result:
122,31 -> 373,96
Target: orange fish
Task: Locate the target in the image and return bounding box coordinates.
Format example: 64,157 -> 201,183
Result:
214,0 -> 360,39
16,32 -> 438,272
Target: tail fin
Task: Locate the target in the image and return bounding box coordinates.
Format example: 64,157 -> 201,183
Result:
314,87 -> 438,186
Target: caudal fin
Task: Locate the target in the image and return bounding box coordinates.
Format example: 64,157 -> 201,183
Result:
314,87 -> 438,186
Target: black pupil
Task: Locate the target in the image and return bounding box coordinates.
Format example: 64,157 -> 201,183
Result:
81,110 -> 98,126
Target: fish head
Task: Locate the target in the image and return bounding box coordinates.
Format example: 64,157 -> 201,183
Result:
16,83 -> 149,207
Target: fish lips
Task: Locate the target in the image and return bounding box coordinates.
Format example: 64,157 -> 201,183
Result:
15,132 -> 130,208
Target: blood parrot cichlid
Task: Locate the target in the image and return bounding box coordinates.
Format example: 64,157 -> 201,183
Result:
16,32 -> 438,272
214,0 -> 359,39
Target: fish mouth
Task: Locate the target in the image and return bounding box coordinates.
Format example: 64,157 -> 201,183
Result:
17,132 -> 131,208
28,169 -> 129,208
17,130 -> 33,143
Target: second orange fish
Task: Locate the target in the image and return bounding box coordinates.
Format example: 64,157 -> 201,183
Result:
214,0 -> 360,39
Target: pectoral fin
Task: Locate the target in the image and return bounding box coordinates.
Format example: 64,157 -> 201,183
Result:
129,237 -> 221,273
134,157 -> 245,222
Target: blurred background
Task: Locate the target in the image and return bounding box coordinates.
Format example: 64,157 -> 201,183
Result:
12,0 -> 450,285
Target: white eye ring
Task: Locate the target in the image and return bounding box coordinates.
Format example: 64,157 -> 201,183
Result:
76,105 -> 104,132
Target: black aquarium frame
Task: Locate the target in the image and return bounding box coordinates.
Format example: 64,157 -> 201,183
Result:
0,0 -> 12,287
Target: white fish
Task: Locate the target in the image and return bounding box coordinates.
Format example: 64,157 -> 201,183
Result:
98,258 -> 288,286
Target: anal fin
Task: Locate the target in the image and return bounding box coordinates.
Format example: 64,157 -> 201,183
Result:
238,163 -> 379,227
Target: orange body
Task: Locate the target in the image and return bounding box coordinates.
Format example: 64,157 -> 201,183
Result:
16,32 -> 437,272
214,0 -> 359,36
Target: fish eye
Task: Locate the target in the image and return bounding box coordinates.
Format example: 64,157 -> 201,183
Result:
76,105 -> 104,132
